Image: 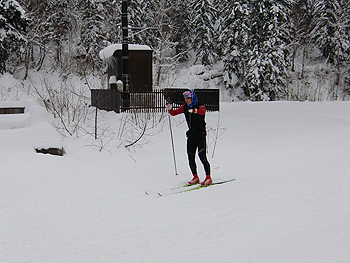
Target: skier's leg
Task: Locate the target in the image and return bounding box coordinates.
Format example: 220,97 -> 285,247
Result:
187,138 -> 197,175
198,136 -> 211,176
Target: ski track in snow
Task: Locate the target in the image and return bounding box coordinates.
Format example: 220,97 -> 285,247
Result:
1,101 -> 350,263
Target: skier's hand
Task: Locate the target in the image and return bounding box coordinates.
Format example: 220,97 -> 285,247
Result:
166,103 -> 172,110
188,109 -> 197,114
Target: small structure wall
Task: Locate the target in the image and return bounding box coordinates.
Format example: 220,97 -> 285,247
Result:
100,44 -> 153,92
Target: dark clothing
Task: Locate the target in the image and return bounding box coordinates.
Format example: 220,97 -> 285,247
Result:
168,100 -> 211,176
187,134 -> 211,175
169,101 -> 206,134
183,103 -> 206,133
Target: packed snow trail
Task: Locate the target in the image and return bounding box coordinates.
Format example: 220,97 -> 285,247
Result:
1,101 -> 350,263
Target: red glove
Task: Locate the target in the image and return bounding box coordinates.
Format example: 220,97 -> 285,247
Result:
188,109 -> 197,114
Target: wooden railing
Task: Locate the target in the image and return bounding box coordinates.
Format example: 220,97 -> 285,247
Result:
91,88 -> 220,113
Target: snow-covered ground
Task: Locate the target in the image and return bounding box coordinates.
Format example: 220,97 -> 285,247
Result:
1,98 -> 350,263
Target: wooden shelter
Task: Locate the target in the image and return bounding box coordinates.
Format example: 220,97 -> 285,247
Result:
99,44 -> 153,92
92,44 -> 220,113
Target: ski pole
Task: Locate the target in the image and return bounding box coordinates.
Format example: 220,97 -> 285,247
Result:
166,99 -> 178,175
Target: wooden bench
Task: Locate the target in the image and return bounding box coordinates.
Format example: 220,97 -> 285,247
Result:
0,107 -> 25,114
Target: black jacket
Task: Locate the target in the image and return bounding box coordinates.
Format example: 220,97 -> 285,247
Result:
184,102 -> 206,138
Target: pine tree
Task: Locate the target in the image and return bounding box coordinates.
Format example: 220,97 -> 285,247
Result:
221,0 -> 251,96
48,0 -> 72,66
0,0 -> 27,73
311,0 -> 350,99
212,0 -> 228,60
312,0 -> 348,64
24,0 -> 73,68
167,0 -> 192,61
190,0 -> 218,66
222,0 -> 292,100
245,0 -> 292,100
129,0 -> 187,86
78,0 -> 107,66
128,0 -> 162,47
314,0 -> 350,65
290,0 -> 316,76
20,0 -> 55,71
102,1 -> 121,45
9,0 -> 350,100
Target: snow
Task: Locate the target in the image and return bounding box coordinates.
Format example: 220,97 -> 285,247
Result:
99,44 -> 152,60
163,62 -> 225,92
1,98 -> 350,262
0,99 -> 62,150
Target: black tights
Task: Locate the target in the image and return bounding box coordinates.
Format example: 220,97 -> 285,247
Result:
187,136 -> 211,176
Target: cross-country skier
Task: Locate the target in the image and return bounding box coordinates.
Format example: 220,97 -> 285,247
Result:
166,90 -> 212,186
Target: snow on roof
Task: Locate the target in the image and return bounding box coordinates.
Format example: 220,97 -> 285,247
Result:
0,100 -> 26,108
99,44 -> 152,60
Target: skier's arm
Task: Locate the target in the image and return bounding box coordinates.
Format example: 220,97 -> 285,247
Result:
168,104 -> 185,116
188,105 -> 206,115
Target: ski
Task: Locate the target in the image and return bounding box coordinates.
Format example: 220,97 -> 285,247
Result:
146,179 -> 235,196
176,178 -> 236,194
171,183 -> 197,190
145,182 -> 197,196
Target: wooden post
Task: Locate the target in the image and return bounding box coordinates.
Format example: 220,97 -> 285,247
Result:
122,0 -> 129,92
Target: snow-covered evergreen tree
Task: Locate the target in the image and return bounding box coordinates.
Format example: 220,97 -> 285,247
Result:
20,0 -> 55,71
167,0 -> 192,61
222,0 -> 292,100
47,0 -> 72,65
312,0 -> 349,65
290,0 -> 316,75
102,1 -> 121,45
78,0 -> 107,67
190,0 -> 218,66
129,0 -> 166,47
0,0 -> 27,73
220,0 -> 250,96
311,0 -> 350,99
245,0 -> 292,100
5,0 -> 350,100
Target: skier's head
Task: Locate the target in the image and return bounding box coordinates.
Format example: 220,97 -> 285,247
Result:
183,90 -> 198,107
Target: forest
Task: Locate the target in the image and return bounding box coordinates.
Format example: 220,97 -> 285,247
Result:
1,0 -> 350,101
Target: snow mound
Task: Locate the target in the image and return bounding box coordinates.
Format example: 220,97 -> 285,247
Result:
0,99 -> 63,153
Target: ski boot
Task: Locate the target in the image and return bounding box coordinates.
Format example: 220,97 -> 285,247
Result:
201,175 -> 213,186
187,174 -> 200,186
